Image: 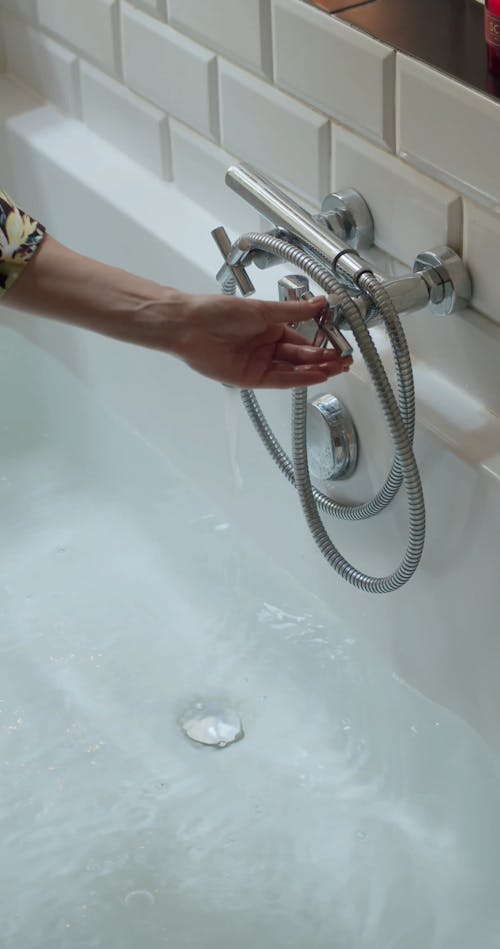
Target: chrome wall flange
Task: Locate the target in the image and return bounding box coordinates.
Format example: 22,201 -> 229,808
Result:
319,189 -> 374,251
413,245 -> 472,315
306,394 -> 358,482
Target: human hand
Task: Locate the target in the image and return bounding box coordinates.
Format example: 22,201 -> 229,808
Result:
164,291 -> 352,389
6,234 -> 352,388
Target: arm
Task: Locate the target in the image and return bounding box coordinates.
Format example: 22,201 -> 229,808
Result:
2,195 -> 351,389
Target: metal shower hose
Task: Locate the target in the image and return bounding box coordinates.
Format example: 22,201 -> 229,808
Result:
223,232 -> 425,594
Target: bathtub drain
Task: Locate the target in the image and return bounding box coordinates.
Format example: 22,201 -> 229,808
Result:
179,702 -> 244,748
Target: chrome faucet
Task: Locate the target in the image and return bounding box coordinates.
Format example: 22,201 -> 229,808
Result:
209,164 -> 473,593
212,164 -> 472,328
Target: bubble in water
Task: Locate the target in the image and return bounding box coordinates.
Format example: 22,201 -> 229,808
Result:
179,701 -> 244,748
123,890 -> 155,907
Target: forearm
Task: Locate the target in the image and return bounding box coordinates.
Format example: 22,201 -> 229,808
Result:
7,233 -> 185,352
1,192 -> 349,388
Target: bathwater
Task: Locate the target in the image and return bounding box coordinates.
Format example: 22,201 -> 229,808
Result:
0,328 -> 499,949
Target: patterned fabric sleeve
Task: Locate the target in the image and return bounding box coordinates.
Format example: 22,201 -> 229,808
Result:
0,189 -> 46,298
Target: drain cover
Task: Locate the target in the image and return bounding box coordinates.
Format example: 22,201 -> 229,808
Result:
179,702 -> 244,748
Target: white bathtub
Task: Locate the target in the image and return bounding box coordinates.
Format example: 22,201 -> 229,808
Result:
1,78 -> 500,948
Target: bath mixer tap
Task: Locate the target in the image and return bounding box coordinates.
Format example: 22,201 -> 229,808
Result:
215,164 -> 471,326
211,164 -> 472,594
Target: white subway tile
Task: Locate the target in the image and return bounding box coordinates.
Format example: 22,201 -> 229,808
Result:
331,125 -> 462,267
122,3 -> 218,140
401,301 -> 500,416
272,0 -> 395,148
167,0 -> 272,78
397,55 -> 500,210
0,0 -> 38,22
219,60 -> 330,204
37,0 -> 119,74
2,14 -> 80,116
170,119 -> 262,233
463,201 -> 500,327
80,61 -> 171,179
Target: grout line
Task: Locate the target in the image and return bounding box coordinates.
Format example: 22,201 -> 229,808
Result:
209,55 -> 221,145
260,0 -> 274,81
112,0 -> 124,80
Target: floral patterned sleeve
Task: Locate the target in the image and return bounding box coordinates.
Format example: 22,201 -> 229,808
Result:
0,189 -> 46,298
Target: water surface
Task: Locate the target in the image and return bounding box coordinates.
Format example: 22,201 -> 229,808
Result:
1,329 -> 499,949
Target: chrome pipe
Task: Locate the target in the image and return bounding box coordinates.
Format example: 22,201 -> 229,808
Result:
383,274 -> 431,317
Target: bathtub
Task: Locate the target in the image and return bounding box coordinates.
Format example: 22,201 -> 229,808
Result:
1,78 -> 500,948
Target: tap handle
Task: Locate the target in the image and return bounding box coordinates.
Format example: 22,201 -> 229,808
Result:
278,277 -> 353,359
313,312 -> 353,358
278,274 -> 316,338
278,274 -> 311,302
212,226 -> 255,296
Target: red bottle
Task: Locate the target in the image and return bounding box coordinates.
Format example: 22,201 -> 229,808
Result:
486,0 -> 500,76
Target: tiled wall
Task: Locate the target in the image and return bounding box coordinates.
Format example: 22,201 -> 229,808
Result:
1,0 -> 500,351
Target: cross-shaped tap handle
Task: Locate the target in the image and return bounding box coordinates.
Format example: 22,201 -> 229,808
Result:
211,226 -> 255,297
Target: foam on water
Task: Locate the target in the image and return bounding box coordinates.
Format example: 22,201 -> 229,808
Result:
0,329 -> 500,949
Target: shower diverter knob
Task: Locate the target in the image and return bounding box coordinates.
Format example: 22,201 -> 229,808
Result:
307,394 -> 358,481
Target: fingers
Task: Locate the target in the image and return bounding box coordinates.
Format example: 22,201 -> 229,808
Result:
261,370 -> 337,389
258,359 -> 351,389
274,341 -> 350,368
262,295 -> 327,324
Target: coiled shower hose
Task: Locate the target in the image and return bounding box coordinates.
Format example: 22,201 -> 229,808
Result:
223,232 -> 425,593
